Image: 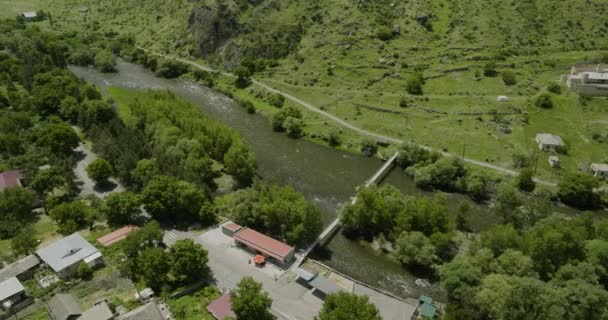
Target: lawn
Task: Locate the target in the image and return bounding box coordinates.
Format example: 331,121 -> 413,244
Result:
21,306 -> 49,320
0,214 -> 59,265
168,286 -> 222,320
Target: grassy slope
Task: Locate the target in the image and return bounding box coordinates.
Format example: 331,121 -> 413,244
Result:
7,0 -> 608,181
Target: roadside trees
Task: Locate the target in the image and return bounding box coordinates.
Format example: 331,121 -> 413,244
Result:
141,175 -> 207,225
169,239 -> 210,285
315,292 -> 382,320
50,200 -> 97,234
93,49 -> 117,73
223,142 -> 257,186
516,168 -> 536,192
11,227 -> 37,256
558,173 -> 602,210
103,191 -> 141,226
230,277 -> 273,320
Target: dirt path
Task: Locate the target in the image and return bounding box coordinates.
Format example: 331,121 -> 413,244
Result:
138,48 -> 557,187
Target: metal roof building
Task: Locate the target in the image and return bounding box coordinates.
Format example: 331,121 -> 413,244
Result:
233,227 -> 295,266
36,233 -> 103,277
47,294 -> 82,320
80,301 -> 114,320
0,254 -> 40,282
117,302 -> 164,320
308,275 -> 340,296
0,277 -> 25,303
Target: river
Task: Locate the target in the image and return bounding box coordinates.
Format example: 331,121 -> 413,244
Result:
69,61 -> 580,301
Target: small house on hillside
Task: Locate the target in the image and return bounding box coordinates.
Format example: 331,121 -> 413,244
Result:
0,277 -> 27,311
565,65 -> 608,96
21,12 -> 38,21
47,294 -> 82,320
36,233 -> 104,278
535,133 -> 564,152
590,163 -> 608,180
0,170 -> 24,191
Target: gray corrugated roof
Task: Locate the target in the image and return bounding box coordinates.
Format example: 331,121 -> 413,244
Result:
0,277 -> 25,301
0,254 -> 40,282
22,12 -> 37,18
117,302 -> 164,320
591,163 -> 608,172
48,294 -> 82,320
80,302 -> 114,320
36,233 -> 100,273
309,275 -> 340,295
536,133 -> 564,146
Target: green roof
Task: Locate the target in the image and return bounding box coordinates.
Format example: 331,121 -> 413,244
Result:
420,303 -> 437,319
419,295 -> 433,305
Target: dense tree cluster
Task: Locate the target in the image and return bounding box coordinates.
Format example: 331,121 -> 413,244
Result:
219,181 -> 323,247
315,292 -> 382,320
441,215 -> 608,320
230,277 -> 273,320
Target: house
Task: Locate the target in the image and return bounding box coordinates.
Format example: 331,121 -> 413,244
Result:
21,12 -> 38,21
36,233 -> 104,278
80,301 -> 114,320
590,163 -> 608,180
221,221 -> 242,237
549,156 -> 560,168
47,294 -> 82,320
0,170 -> 24,191
0,254 -> 40,282
535,133 -> 564,152
232,227 -> 296,267
564,65 -> 608,96
0,277 -> 27,311
411,295 -> 438,319
97,225 -> 138,247
207,293 -> 236,320
116,302 -> 164,320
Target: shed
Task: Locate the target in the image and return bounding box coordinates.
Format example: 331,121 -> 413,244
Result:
308,275 -> 340,296
206,293 -> 235,320
295,268 -> 317,282
233,227 -> 295,266
420,303 -> 437,319
134,288 -> 154,301
0,277 -> 26,309
80,301 -> 114,320
47,294 -> 82,320
222,222 -> 242,237
36,233 -> 104,278
590,163 -> 608,179
97,225 -> 138,247
0,254 -> 40,282
497,95 -> 509,102
21,12 -> 38,20
0,170 -> 24,191
549,156 -> 560,168
535,133 -> 564,152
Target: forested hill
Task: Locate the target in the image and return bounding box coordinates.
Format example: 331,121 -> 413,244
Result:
48,0 -> 608,67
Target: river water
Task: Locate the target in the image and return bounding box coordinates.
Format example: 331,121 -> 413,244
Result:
69,61 -> 580,301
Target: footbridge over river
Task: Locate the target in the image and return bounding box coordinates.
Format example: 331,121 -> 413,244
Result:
297,152 -> 399,264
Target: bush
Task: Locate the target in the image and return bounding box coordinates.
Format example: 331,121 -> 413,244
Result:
284,117 -> 304,138
242,100 -> 256,114
328,131 -> 341,147
76,261 -> 93,280
534,92 -> 553,109
376,27 -> 394,41
501,70 -> 517,85
516,168 -> 536,192
268,93 -> 285,108
93,49 -> 116,73
406,73 -> 424,95
155,59 -> 189,79
483,62 -> 498,77
547,82 -> 562,94
399,97 -> 411,108
361,139 -> 378,157
512,153 -> 532,168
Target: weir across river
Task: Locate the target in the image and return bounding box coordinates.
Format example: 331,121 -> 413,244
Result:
297,152 -> 399,263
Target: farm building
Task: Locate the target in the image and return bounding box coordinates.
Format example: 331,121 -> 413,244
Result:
590,163 -> 608,180
564,65 -> 608,96
79,301 -> 114,320
47,294 -> 82,320
36,233 -> 104,278
233,227 -> 295,267
0,255 -> 40,282
117,301 -> 164,320
0,170 -> 24,191
535,133 -> 564,152
0,277 -> 27,311
207,293 -> 235,320
97,225 -> 138,247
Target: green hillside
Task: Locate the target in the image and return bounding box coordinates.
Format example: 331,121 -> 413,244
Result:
9,0 -> 608,181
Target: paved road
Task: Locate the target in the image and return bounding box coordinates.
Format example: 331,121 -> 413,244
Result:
138,48 -> 556,187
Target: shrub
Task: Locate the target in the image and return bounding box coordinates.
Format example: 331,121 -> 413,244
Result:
547,82 -> 562,94
399,97 -> 411,108
283,117 -> 304,138
516,168 -> 536,192
483,62 -> 498,77
328,131 -> 341,147
376,27 -> 394,41
268,93 -> 285,108
512,153 -> 532,168
406,73 -> 424,95
534,93 -> 553,109
361,139 -> 378,157
501,70 -> 517,85
76,261 -> 93,280
242,100 -> 256,114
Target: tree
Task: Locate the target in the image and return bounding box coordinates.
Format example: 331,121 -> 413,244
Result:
103,191 -> 141,226
315,292 -> 382,320
0,187 -> 35,238
483,62 -> 498,77
234,66 -> 252,88
30,168 -> 65,197
76,261 -> 93,280
395,231 -> 437,268
136,247 -> 171,291
360,139 -> 377,157
50,201 -> 96,234
558,173 -> 601,210
502,277 -> 564,320
93,49 -> 116,73
456,201 -> 471,232
269,93 -> 285,108
283,117 -> 304,138
86,158 -> 113,185
547,82 -> 562,94
440,255 -> 483,303
11,227 -> 37,256
501,70 -> 517,85
491,249 -> 536,277
328,131 -> 341,147
155,59 -> 189,79
494,182 -> 523,226
516,168 -> 536,192
36,122 -> 79,156
480,224 -> 522,256
230,277 -> 273,320
142,176 -> 207,224
169,239 -> 210,284
130,159 -> 160,190
534,92 -> 554,109
406,72 -> 424,95
224,142 -> 257,185
122,221 -> 163,259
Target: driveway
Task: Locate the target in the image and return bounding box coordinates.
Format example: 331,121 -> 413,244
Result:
73,142 -> 124,198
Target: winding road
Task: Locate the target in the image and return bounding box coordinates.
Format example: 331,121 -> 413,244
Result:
138,47 -> 556,187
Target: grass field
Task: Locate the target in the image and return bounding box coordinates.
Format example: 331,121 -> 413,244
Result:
168,286 -> 221,320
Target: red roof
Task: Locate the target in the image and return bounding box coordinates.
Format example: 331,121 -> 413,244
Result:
97,225 -> 138,247
206,293 -> 235,320
233,227 -> 294,262
0,170 -> 23,191
223,222 -> 242,232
